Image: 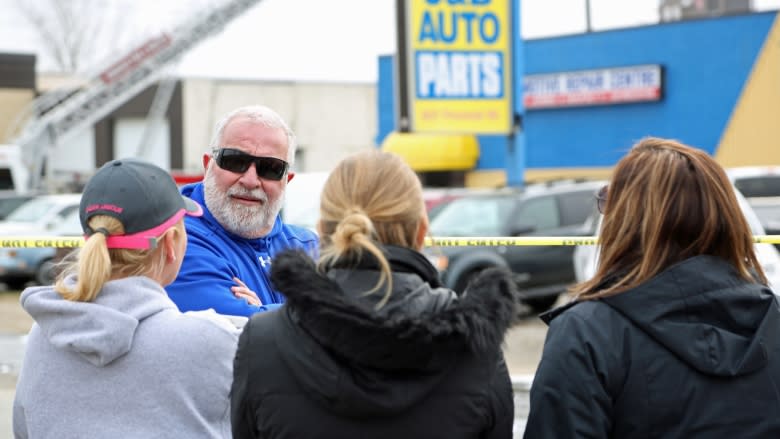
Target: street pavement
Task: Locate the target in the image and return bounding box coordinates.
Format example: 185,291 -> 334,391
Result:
1,334 -> 26,439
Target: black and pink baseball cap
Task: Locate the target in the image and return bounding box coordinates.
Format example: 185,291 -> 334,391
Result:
80,158 -> 203,249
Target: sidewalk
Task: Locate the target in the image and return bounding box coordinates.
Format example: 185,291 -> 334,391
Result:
0,372 -> 18,438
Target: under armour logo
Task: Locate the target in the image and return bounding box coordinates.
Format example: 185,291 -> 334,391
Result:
258,255 -> 272,268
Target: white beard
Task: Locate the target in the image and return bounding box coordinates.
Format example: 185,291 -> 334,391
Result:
203,169 -> 284,238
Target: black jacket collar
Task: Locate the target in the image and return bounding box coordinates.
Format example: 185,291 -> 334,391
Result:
329,244 -> 442,288
270,249 -> 522,369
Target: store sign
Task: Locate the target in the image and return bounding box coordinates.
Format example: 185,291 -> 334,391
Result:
405,0 -> 513,134
523,64 -> 663,109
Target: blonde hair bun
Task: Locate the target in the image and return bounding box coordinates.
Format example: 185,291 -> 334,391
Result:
332,209 -> 374,251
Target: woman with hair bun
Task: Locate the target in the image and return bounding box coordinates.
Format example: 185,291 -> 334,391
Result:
231,149 -> 520,439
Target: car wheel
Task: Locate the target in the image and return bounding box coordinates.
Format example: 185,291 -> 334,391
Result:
35,258 -> 56,286
522,294 -> 560,314
4,278 -> 28,291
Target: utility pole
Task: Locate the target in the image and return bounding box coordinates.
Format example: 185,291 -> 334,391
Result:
585,0 -> 592,32
395,0 -> 410,133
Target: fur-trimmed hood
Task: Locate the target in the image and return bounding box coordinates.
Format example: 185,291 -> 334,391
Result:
269,249 -> 521,416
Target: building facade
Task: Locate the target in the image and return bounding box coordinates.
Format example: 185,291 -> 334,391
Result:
0,60 -> 377,188
0,54 -> 35,145
181,78 -> 376,174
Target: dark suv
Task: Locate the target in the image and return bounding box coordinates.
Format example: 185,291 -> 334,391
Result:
424,180 -> 604,312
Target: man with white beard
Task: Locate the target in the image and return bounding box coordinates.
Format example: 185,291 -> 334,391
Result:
167,105 -> 319,317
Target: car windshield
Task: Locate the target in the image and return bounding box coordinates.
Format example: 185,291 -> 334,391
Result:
5,197 -> 57,223
734,175 -> 780,198
0,196 -> 32,220
430,195 -> 514,236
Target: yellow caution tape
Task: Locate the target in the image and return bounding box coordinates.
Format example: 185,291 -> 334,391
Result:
424,235 -> 780,247
424,236 -> 601,247
751,236 -> 780,245
1,235 -> 779,248
0,237 -> 85,248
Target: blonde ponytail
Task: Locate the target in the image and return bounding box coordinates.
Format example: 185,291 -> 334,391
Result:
55,217 -> 119,302
54,215 -> 166,302
317,150 -> 426,309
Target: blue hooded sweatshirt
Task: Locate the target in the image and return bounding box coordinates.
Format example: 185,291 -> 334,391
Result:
166,182 -> 319,317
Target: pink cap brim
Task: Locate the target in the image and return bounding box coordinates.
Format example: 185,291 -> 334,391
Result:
94,206 -> 201,250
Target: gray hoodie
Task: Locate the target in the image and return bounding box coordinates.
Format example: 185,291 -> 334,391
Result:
13,275 -> 239,439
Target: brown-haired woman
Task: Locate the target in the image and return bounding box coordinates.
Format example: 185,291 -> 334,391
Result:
231,149 -> 520,438
524,137 -> 780,438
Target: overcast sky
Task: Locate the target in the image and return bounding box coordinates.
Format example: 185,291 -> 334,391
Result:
0,0 -> 779,82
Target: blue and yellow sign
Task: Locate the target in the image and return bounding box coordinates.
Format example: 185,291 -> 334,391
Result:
405,0 -> 513,134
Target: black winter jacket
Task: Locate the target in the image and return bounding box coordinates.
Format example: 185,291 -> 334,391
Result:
524,255 -> 780,438
231,246 -> 520,439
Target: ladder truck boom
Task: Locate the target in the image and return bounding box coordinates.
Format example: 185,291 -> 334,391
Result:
12,0 -> 265,190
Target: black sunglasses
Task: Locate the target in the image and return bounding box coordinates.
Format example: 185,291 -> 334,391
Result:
213,148 -> 289,181
596,185 -> 608,214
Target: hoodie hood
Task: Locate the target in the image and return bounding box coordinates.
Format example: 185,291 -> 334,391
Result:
20,276 -> 177,367
269,249 -> 521,416
589,255 -> 779,377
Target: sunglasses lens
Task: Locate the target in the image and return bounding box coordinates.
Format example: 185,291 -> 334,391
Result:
216,149 -> 253,174
215,149 -> 288,181
255,157 -> 288,181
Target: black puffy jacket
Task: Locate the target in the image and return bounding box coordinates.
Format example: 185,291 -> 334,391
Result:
231,246 -> 520,439
525,255 -> 780,438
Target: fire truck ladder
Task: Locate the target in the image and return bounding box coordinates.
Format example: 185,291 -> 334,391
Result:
12,0 -> 265,190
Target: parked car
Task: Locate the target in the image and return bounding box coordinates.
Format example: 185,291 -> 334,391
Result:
0,193 -> 35,220
425,180 -> 605,312
727,166 -> 780,198
747,196 -> 780,251
573,187 -> 780,290
423,187 -> 500,221
0,194 -> 82,289
720,166 -> 780,253
0,193 -> 81,235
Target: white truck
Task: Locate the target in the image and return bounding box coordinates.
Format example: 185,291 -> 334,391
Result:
0,144 -> 30,194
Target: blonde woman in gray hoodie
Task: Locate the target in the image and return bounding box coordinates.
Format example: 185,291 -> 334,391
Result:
13,159 -> 240,439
